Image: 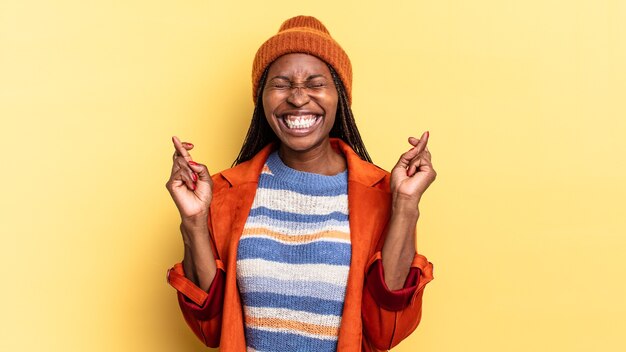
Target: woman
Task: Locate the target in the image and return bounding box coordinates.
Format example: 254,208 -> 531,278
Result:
166,16 -> 436,352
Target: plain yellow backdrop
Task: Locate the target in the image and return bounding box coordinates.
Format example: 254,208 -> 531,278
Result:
2,0 -> 625,351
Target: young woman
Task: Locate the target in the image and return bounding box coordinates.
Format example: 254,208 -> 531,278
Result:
166,16 -> 436,352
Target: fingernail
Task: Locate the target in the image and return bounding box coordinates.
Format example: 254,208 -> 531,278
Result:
192,184 -> 196,190
192,173 -> 197,181
188,161 -> 198,166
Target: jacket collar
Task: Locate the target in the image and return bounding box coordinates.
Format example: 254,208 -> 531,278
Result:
221,138 -> 387,187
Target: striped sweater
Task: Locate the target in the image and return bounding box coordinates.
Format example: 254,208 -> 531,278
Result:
236,151 -> 351,352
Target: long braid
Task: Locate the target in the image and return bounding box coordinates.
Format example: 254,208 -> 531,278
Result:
233,64 -> 372,165
233,68 -> 277,165
328,65 -> 372,163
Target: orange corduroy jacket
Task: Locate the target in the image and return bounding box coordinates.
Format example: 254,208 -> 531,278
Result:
167,138 -> 434,351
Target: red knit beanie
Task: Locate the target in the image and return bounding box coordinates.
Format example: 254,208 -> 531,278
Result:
252,16 -> 353,106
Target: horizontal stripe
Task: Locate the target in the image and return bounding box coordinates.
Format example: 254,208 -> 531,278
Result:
251,188 -> 348,216
237,258 -> 349,286
258,173 -> 347,196
245,215 -> 350,235
239,276 -> 347,302
252,326 -> 339,343
246,327 -> 338,352
241,291 -> 345,316
242,227 -> 350,244
242,234 -> 349,247
248,206 -> 348,223
238,237 -> 351,265
245,316 -> 339,337
250,325 -> 338,342
245,306 -> 342,328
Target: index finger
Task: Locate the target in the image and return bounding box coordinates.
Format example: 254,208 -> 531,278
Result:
172,136 -> 193,161
409,131 -> 430,152
411,131 -> 429,153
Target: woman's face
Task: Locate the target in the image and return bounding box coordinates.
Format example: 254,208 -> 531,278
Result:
262,53 -> 339,154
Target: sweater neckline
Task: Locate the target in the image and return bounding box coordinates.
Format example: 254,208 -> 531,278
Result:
265,151 -> 348,190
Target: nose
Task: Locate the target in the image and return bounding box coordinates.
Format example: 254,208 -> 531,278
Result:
286,86 -> 311,107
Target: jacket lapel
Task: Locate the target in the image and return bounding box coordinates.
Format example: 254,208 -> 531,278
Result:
334,140 -> 391,352
212,144 -> 276,352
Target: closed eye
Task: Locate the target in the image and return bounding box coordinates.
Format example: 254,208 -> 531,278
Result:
267,77 -> 291,89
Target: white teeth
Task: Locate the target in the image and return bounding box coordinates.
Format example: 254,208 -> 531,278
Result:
283,115 -> 318,129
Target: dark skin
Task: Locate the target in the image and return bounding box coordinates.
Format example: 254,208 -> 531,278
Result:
166,53 -> 436,291
262,54 -> 346,175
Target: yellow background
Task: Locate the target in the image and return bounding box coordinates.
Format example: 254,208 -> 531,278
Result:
2,0 -> 625,351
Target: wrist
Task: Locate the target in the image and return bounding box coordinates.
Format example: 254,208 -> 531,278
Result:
181,215 -> 209,233
181,221 -> 210,249
392,193 -> 420,219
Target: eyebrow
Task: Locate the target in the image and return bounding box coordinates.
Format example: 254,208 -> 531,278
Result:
269,74 -> 326,81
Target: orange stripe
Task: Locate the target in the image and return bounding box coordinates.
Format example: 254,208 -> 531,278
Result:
245,316 -> 339,337
241,227 -> 350,243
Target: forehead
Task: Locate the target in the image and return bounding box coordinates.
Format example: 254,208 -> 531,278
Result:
267,53 -> 331,78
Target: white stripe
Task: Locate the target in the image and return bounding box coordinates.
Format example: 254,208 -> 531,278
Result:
245,306 -> 341,328
240,234 -> 350,246
252,188 -> 348,215
250,326 -> 339,341
245,216 -> 351,235
237,259 -> 349,286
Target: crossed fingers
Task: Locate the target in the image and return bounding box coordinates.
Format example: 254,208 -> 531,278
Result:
171,136 -> 198,188
172,135 -> 193,158
171,136 -> 192,165
397,131 -> 431,175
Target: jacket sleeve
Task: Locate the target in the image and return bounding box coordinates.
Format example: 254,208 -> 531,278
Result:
165,200 -> 226,348
166,260 -> 225,347
362,250 -> 434,350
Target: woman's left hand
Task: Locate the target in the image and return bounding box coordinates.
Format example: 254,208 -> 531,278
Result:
390,131 -> 437,206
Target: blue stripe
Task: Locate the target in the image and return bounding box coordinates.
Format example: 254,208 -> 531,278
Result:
258,173 -> 348,196
246,327 -> 338,352
245,215 -> 349,234
242,292 -> 345,316
239,276 -> 347,302
238,237 -> 351,266
249,207 -> 348,223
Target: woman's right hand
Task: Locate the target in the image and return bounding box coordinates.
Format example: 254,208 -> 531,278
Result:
165,136 -> 213,224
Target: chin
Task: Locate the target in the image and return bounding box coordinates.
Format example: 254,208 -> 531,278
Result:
278,134 -> 329,153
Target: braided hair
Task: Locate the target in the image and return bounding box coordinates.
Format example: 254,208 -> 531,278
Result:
233,64 -> 371,165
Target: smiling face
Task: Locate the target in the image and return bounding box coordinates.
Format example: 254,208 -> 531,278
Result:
262,53 -> 339,154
